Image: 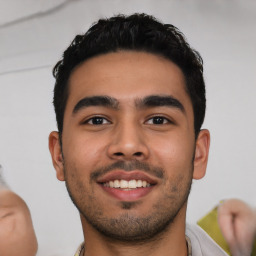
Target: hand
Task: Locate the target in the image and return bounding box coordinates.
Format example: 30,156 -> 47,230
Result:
0,190 -> 38,256
218,199 -> 256,256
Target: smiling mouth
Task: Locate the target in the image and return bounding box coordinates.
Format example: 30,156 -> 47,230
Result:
97,170 -> 158,200
102,179 -> 152,190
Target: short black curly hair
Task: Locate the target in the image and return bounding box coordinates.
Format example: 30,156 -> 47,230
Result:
53,13 -> 206,137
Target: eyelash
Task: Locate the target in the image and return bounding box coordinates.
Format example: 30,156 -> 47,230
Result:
145,116 -> 172,125
83,115 -> 172,125
84,116 -> 111,125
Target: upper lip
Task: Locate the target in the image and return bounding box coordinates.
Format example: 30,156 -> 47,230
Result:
97,170 -> 158,185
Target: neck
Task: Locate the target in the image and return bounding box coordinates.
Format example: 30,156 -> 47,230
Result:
80,210 -> 188,256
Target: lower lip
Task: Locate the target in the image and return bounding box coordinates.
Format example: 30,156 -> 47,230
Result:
100,185 -> 154,201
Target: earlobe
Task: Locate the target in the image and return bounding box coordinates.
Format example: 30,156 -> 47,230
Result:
193,129 -> 210,180
48,131 -> 65,181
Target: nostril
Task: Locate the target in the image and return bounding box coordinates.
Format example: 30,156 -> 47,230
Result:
114,152 -> 124,156
113,152 -> 143,157
134,152 -> 142,156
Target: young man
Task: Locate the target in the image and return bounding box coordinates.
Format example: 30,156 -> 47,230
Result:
48,13 -> 224,255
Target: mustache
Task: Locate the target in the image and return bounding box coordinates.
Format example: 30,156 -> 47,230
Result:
90,160 -> 164,181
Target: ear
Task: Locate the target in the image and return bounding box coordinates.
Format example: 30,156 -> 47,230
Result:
49,131 -> 65,181
193,129 -> 210,180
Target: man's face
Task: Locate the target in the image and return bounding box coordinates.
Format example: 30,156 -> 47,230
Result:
49,51 -> 209,241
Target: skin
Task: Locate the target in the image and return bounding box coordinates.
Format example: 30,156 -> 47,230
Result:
218,199 -> 256,256
0,190 -> 38,256
49,51 -> 210,256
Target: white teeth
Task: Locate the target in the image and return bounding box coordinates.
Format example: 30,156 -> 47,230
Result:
113,180 -> 120,188
128,180 -> 137,188
104,179 -> 151,189
120,180 -> 128,188
137,180 -> 142,188
109,181 -> 114,188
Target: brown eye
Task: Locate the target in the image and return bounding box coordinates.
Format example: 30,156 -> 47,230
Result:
86,117 -> 110,125
152,117 -> 165,124
146,116 -> 170,125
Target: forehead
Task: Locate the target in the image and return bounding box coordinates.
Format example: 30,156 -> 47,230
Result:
67,51 -> 192,111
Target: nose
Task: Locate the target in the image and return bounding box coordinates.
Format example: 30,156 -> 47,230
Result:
107,122 -> 150,161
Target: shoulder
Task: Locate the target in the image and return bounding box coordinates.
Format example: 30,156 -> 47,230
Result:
74,243 -> 84,256
186,224 -> 228,256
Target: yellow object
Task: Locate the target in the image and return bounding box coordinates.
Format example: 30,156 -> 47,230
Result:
197,206 -> 231,255
252,242 -> 256,256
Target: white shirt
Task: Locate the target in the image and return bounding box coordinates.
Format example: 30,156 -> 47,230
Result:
186,224 -> 228,256
74,224 -> 228,256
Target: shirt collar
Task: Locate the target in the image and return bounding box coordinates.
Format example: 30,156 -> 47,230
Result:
76,237 -> 192,256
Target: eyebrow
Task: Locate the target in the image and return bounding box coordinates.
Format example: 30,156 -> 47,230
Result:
72,94 -> 185,114
73,96 -> 119,114
136,95 -> 185,113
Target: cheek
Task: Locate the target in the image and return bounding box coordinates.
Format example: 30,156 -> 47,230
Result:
63,134 -> 108,167
150,134 -> 194,169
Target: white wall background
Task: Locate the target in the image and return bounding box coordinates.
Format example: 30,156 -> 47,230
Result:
0,0 -> 255,255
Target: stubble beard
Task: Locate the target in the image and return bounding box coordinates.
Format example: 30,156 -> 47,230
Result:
64,160 -> 193,243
